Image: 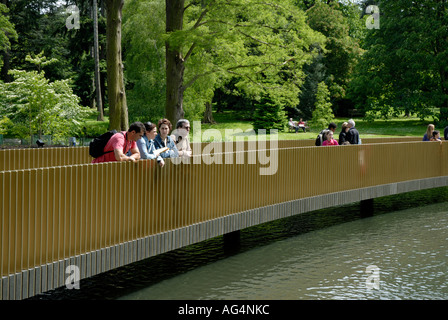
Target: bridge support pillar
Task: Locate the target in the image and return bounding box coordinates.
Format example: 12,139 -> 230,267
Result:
360,199 -> 374,217
223,230 -> 241,253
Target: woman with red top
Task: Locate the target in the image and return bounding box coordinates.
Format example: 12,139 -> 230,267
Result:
322,130 -> 339,146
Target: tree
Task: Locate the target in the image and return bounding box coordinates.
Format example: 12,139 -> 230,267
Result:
122,0 -> 166,123
161,0 -> 324,126
0,2 -> 17,77
106,0 -> 128,130
296,44 -> 326,120
305,1 -> 362,103
0,56 -> 93,142
348,0 -> 448,122
310,81 -> 334,129
253,94 -> 287,132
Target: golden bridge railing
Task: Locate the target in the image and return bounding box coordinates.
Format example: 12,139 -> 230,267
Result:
1,140 -> 446,299
0,137 -> 421,171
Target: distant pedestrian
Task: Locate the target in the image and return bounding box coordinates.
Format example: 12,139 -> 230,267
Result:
346,119 -> 360,145
339,122 -> 349,145
315,122 -> 337,146
69,136 -> 77,147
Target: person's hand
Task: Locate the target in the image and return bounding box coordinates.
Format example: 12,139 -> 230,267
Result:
183,151 -> 192,158
158,159 -> 165,167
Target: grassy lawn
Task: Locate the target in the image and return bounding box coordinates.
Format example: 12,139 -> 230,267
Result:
82,110 -> 438,142
195,111 -> 436,141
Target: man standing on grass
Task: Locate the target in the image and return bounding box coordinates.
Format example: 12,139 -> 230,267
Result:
92,122 -> 145,163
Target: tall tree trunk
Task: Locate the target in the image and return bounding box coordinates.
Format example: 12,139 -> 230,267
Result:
165,0 -> 185,126
202,101 -> 216,124
106,0 -> 128,131
93,0 -> 104,121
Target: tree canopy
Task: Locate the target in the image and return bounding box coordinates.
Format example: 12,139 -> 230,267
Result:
2,0 -> 447,141
348,0 -> 448,123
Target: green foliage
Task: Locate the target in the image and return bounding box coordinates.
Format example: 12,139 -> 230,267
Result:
348,0 -> 448,122
310,81 -> 334,129
0,58 -> 94,140
0,116 -> 13,135
123,0 -> 166,123
0,3 -> 18,69
82,120 -> 110,138
123,0 -> 325,123
252,95 -> 287,132
305,1 -> 362,102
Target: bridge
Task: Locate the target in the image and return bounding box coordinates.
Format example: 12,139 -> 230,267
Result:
1,137 -> 447,299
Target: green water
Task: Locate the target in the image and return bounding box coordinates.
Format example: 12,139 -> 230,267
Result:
119,202 -> 447,300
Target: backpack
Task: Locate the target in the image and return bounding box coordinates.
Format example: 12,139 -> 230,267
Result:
89,130 -> 118,158
315,129 -> 329,146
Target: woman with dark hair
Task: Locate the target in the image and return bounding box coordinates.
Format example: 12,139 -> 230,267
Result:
137,121 -> 166,167
154,118 -> 179,158
430,130 -> 442,142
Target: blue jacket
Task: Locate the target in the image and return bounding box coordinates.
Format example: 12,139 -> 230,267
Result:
137,136 -> 164,162
154,134 -> 179,158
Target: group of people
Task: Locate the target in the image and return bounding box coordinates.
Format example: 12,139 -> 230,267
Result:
288,118 -> 308,133
422,124 -> 448,142
91,118 -> 192,166
318,119 -> 360,146
318,121 -> 447,146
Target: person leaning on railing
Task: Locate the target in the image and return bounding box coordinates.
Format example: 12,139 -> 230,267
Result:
154,118 -> 179,158
423,124 -> 435,141
137,121 -> 165,167
322,130 -> 339,146
91,122 -> 144,163
430,130 -> 443,144
171,119 -> 192,157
